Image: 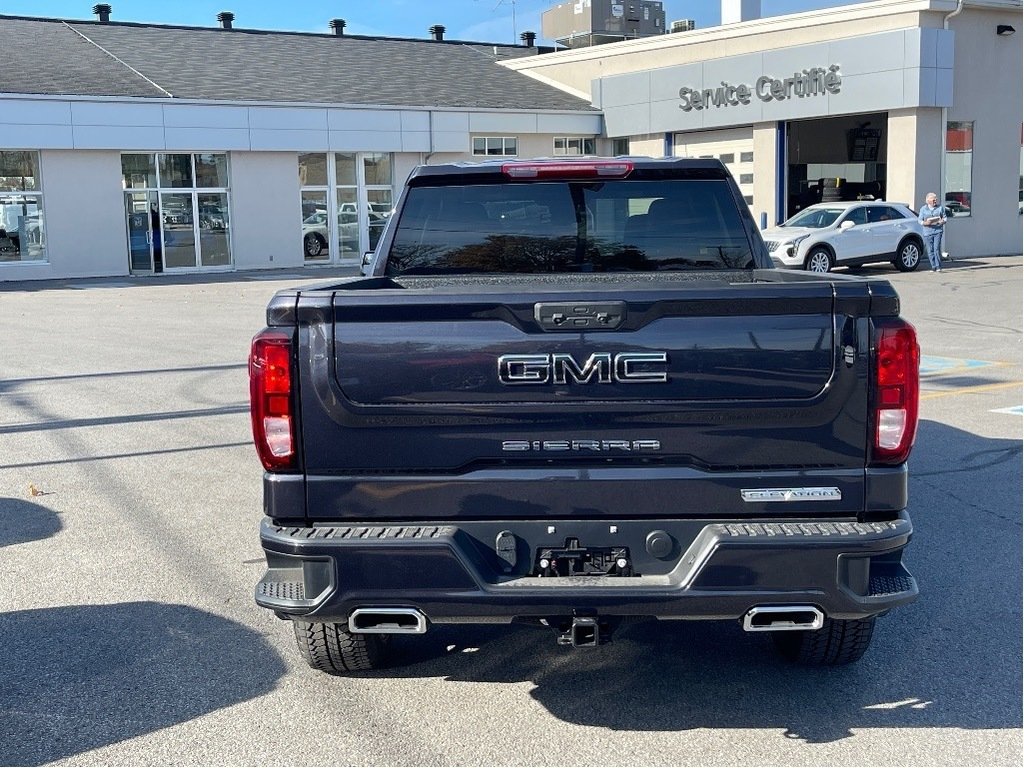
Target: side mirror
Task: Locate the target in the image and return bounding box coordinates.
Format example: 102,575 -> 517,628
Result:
359,251 -> 374,276
839,220 -> 855,231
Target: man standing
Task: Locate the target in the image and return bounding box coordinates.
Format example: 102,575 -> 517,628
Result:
918,192 -> 947,272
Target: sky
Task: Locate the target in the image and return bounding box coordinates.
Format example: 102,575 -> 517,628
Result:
1,0 -> 865,45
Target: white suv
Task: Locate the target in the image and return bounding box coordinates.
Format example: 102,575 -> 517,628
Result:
762,202 -> 926,273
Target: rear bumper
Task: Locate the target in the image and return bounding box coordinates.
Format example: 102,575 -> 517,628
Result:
256,512 -> 917,624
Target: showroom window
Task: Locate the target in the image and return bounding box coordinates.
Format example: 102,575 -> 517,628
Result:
0,151 -> 45,263
299,153 -> 330,261
944,122 -> 973,217
336,153 -> 360,258
612,138 -> 630,156
554,137 -> 596,156
472,137 -> 518,157
362,153 -> 394,252
299,152 -> 394,263
121,153 -> 231,272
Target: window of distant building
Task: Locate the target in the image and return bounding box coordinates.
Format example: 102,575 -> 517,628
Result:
472,137 -> 518,157
944,122 -> 973,217
554,137 -> 596,156
0,151 -> 46,263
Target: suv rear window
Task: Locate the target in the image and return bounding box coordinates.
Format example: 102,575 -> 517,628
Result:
385,179 -> 755,275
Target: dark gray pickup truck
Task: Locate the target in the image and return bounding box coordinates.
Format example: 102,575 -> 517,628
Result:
250,157 -> 920,674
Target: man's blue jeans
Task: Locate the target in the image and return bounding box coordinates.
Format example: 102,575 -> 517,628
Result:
924,230 -> 943,270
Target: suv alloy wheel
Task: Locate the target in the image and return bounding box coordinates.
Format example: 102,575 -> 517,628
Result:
805,247 -> 833,273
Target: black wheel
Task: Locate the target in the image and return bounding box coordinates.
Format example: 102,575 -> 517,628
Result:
292,620 -> 388,674
804,247 -> 834,273
894,238 -> 922,272
771,616 -> 876,666
304,233 -> 326,258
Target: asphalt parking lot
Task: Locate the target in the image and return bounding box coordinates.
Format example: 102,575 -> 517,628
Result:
1,256 -> 1021,766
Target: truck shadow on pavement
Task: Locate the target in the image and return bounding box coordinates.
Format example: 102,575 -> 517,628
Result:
370,420 -> 1022,743
0,602 -> 287,765
0,497 -> 62,548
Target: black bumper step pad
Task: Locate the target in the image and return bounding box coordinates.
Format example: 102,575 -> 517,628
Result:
257,580 -> 305,602
718,520 -> 904,538
271,524 -> 457,541
869,573 -> 916,596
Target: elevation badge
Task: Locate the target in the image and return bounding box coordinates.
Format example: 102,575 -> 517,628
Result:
740,487 -> 842,502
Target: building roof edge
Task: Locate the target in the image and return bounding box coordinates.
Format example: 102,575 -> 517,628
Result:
501,0 -> 994,70
0,91 -> 599,114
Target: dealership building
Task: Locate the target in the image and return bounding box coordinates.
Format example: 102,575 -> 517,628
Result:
0,0 -> 1020,281
508,0 -> 1022,258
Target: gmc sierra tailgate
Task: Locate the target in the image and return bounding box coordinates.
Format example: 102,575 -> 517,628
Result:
295,273 -> 874,521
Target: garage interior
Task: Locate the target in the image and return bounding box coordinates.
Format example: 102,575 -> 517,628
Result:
785,112 -> 889,218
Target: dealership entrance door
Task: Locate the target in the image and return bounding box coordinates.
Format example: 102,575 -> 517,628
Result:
785,112 -> 888,219
125,191 -> 159,273
121,153 -> 233,274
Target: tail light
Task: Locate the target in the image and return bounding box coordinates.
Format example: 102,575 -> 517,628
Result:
871,318 -> 920,465
249,329 -> 296,470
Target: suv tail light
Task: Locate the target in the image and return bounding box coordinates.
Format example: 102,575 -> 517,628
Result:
871,319 -> 920,465
502,161 -> 634,179
249,329 -> 296,470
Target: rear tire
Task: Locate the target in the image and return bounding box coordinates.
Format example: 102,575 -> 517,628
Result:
292,620 -> 388,674
894,238 -> 922,272
804,247 -> 834,273
771,616 -> 876,666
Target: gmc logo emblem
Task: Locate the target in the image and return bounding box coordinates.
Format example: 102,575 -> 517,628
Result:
497,352 -> 669,385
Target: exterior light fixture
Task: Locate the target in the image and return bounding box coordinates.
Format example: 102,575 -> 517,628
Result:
996,24 -> 1015,36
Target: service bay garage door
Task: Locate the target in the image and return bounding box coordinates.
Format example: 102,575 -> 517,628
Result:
673,127 -> 755,209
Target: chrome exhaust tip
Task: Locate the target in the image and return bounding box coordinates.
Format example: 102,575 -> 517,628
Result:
742,605 -> 825,632
349,607 -> 427,634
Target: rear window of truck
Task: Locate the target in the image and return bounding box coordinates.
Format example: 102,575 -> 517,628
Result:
384,179 -> 755,275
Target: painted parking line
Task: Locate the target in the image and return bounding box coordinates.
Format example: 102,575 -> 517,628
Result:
990,405 -> 1024,415
921,381 -> 1022,400
917,355 -> 1018,401
920,355 -> 1003,376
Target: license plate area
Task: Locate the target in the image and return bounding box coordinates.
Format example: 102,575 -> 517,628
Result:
534,538 -> 636,577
